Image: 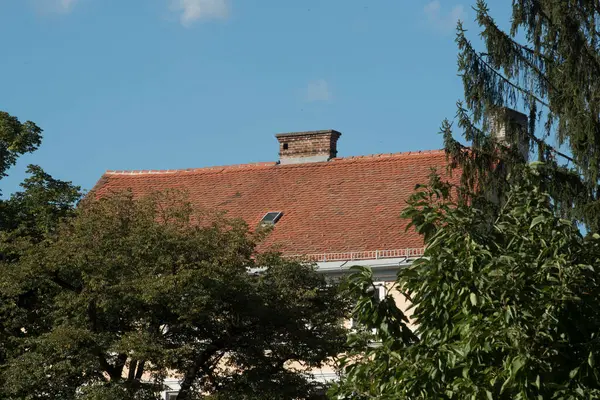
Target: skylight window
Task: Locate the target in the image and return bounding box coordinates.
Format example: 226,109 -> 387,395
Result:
261,212 -> 283,225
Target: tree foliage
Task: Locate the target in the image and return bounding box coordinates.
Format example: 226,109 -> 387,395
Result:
0,191 -> 349,400
331,165 -> 600,399
0,111 -> 42,182
0,111 -> 80,247
0,165 -> 81,379
0,111 -> 82,395
331,3 -> 600,395
0,165 -> 81,244
443,0 -> 600,231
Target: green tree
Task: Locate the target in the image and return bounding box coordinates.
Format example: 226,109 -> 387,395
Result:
0,165 -> 81,245
331,165 -> 600,399
330,2 -> 600,395
0,111 -> 42,182
442,0 -> 600,230
0,165 -> 81,373
0,191 -> 349,400
0,111 -> 82,393
0,111 -> 81,247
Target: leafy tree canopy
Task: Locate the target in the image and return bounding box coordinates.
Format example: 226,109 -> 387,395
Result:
332,2 -> 600,393
0,191 -> 349,400
331,165 -> 600,399
0,111 -> 81,244
0,111 -> 82,390
0,111 -> 42,181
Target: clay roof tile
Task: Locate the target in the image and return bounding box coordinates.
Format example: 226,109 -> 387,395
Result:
92,150 -> 455,256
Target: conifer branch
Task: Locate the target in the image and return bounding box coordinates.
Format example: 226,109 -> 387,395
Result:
462,38 -> 551,110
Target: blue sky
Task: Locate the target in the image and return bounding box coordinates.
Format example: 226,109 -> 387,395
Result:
0,0 -> 512,193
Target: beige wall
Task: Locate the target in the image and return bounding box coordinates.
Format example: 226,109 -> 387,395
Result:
385,281 -> 415,329
308,278 -> 415,384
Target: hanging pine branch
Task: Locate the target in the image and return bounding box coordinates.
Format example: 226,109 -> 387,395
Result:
446,0 -> 600,231
333,3 -> 600,398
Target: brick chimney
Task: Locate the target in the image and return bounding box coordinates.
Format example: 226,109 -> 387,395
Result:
490,108 -> 529,161
275,130 -> 341,164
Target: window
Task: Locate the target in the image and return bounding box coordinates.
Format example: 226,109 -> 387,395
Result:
372,283 -> 385,302
166,392 -> 179,400
350,283 -> 385,329
260,211 -> 283,225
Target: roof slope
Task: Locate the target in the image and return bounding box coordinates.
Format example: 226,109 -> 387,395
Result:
92,150 -> 454,259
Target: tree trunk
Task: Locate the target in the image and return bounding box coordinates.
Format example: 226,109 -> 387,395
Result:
176,343 -> 223,400
128,360 -> 137,381
135,360 -> 146,380
175,363 -> 199,400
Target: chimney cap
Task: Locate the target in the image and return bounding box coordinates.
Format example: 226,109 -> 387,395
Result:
275,129 -> 342,139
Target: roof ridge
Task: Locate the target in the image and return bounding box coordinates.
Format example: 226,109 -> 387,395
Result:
331,148 -> 445,162
105,161 -> 278,175
104,149 -> 446,176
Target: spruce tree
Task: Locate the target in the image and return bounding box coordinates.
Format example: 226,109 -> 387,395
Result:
445,0 -> 600,230
331,1 -> 600,398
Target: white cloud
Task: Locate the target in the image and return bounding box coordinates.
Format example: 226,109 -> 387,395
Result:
170,0 -> 229,27
305,79 -> 332,103
58,0 -> 77,12
423,1 -> 466,35
31,0 -> 79,13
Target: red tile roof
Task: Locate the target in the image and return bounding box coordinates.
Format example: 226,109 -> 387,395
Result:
92,150 -> 455,259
